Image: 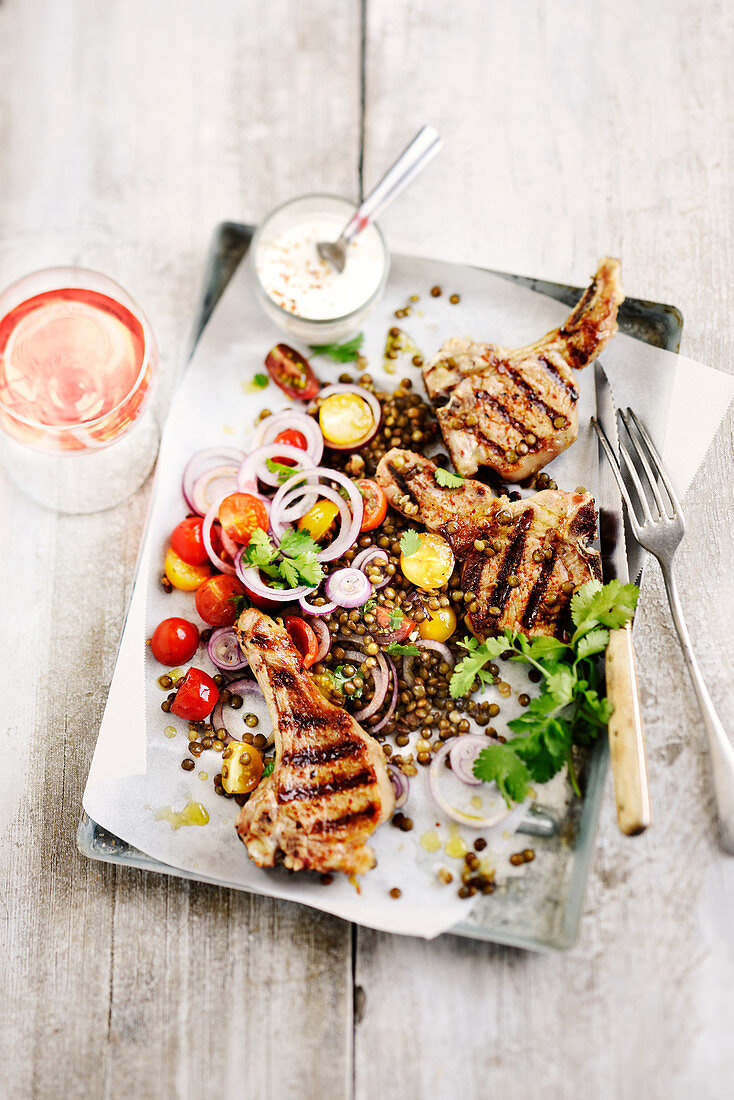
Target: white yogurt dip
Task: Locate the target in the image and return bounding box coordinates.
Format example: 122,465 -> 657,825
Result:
256,212 -> 386,321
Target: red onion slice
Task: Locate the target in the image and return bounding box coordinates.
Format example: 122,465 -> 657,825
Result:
237,443 -> 317,493
182,447 -> 246,513
202,505 -> 237,576
369,656 -> 398,732
350,649 -> 390,721
388,764 -> 409,809
324,567 -> 373,608
449,735 -> 488,786
190,465 -> 240,516
207,627 -> 249,672
270,483 -> 350,548
249,410 -> 324,467
351,547 -> 390,589
317,384 -> 381,449
210,677 -> 273,746
237,562 -> 315,603
304,616 -> 331,662
298,594 -> 337,616
270,467 -> 363,562
429,738 -> 513,828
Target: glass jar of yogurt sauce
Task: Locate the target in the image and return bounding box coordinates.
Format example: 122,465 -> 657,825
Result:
249,194 -> 389,344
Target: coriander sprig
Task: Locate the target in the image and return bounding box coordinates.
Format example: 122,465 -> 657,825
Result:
309,333 -> 364,362
448,579 -> 639,804
243,527 -> 325,590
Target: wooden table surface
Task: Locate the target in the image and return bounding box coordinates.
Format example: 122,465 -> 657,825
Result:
1,2 -> 733,1098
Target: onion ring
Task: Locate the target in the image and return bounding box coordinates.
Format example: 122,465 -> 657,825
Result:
210,677 -> 273,746
249,410 -> 324,467
429,738 -> 513,828
388,764 -> 409,810
202,504 -> 237,576
182,447 -> 246,513
317,384 -> 381,449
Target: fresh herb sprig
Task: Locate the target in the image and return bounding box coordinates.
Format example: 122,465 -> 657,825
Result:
399,529 -> 422,557
265,458 -> 307,486
244,527 -> 325,590
384,642 -> 421,657
435,467 -> 465,488
309,333 -> 364,362
448,579 -> 639,804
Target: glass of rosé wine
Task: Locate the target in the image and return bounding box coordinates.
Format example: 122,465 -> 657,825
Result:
0,267 -> 159,512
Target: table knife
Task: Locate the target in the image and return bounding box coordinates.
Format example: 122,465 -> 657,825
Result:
593,362 -> 651,835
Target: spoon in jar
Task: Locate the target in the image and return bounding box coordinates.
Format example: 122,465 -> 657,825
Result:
317,125 -> 443,274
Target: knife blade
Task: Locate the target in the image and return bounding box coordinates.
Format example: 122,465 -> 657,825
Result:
593,361 -> 651,835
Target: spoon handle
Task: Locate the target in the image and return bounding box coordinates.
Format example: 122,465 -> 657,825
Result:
341,125 -> 443,245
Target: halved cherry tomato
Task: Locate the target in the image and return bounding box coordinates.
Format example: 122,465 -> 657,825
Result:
170,516 -> 208,566
356,479 -> 387,531
164,547 -> 212,590
265,344 -> 320,401
400,533 -> 455,590
170,667 -> 219,721
298,498 -> 340,542
319,393 -> 374,447
195,574 -> 246,627
273,428 -> 308,466
150,617 -> 200,665
283,615 -> 319,669
373,605 -> 416,645
418,605 -> 457,643
218,493 -> 269,546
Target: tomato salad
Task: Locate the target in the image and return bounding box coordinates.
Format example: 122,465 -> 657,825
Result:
150,341 -> 520,862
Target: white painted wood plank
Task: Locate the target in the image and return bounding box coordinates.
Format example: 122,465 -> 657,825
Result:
0,2 -> 361,1097
357,2 -> 734,1099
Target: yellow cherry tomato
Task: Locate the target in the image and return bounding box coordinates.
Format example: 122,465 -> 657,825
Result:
418,605 -> 458,642
319,393 -> 375,447
400,533 -> 455,590
164,546 -> 212,590
298,499 -> 340,542
221,741 -> 264,794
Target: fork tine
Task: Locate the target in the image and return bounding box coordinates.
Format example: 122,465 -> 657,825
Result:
625,408 -> 683,517
618,409 -> 670,518
592,418 -> 644,536
617,434 -> 655,524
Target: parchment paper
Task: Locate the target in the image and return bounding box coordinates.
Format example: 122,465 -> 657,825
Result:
83,253 -> 734,938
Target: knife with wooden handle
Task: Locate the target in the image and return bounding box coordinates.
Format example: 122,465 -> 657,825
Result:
593,362 -> 651,835
605,621 -> 650,834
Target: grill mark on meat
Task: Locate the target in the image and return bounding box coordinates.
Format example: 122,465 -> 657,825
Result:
538,357 -> 578,402
271,668 -> 297,689
503,367 -> 564,423
461,552 -> 486,598
521,547 -> 558,630
281,740 -> 363,768
277,767 -> 374,804
287,712 -> 332,732
386,461 -> 420,504
489,511 -> 533,611
474,390 -> 538,442
311,806 -> 379,834
251,631 -> 270,648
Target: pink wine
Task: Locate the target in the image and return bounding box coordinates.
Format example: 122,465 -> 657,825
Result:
0,287 -> 150,450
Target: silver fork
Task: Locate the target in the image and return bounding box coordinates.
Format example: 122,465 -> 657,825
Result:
593,407 -> 734,853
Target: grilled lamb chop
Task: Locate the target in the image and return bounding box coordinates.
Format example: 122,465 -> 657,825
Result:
234,609 -> 394,875
376,448 -> 601,639
423,257 -> 624,480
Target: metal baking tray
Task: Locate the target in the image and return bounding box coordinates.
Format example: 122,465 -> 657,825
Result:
79,223 -> 683,951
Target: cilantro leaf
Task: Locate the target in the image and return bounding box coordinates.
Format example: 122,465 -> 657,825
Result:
434,467 -> 466,488
508,716 -> 573,784
570,579 -> 638,642
262,758 -> 275,778
289,553 -> 324,588
384,642 -> 421,656
265,458 -> 306,486
473,745 -> 531,807
450,634 -> 510,697
228,593 -> 251,616
244,528 -> 278,569
361,597 -> 376,619
279,528 -> 321,559
309,333 -> 364,362
576,628 -> 610,661
399,529 -> 422,557
279,557 -> 301,588
389,608 -> 404,630
253,373 -> 269,388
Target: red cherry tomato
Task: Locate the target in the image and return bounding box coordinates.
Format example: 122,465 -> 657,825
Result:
150,617 -> 200,665
170,516 -> 208,566
265,344 -> 320,401
217,493 -> 269,546
195,574 -> 246,627
274,429 -> 307,450
241,577 -> 283,611
170,667 -> 219,721
373,605 -> 416,644
283,616 -> 319,669
356,479 -> 388,532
